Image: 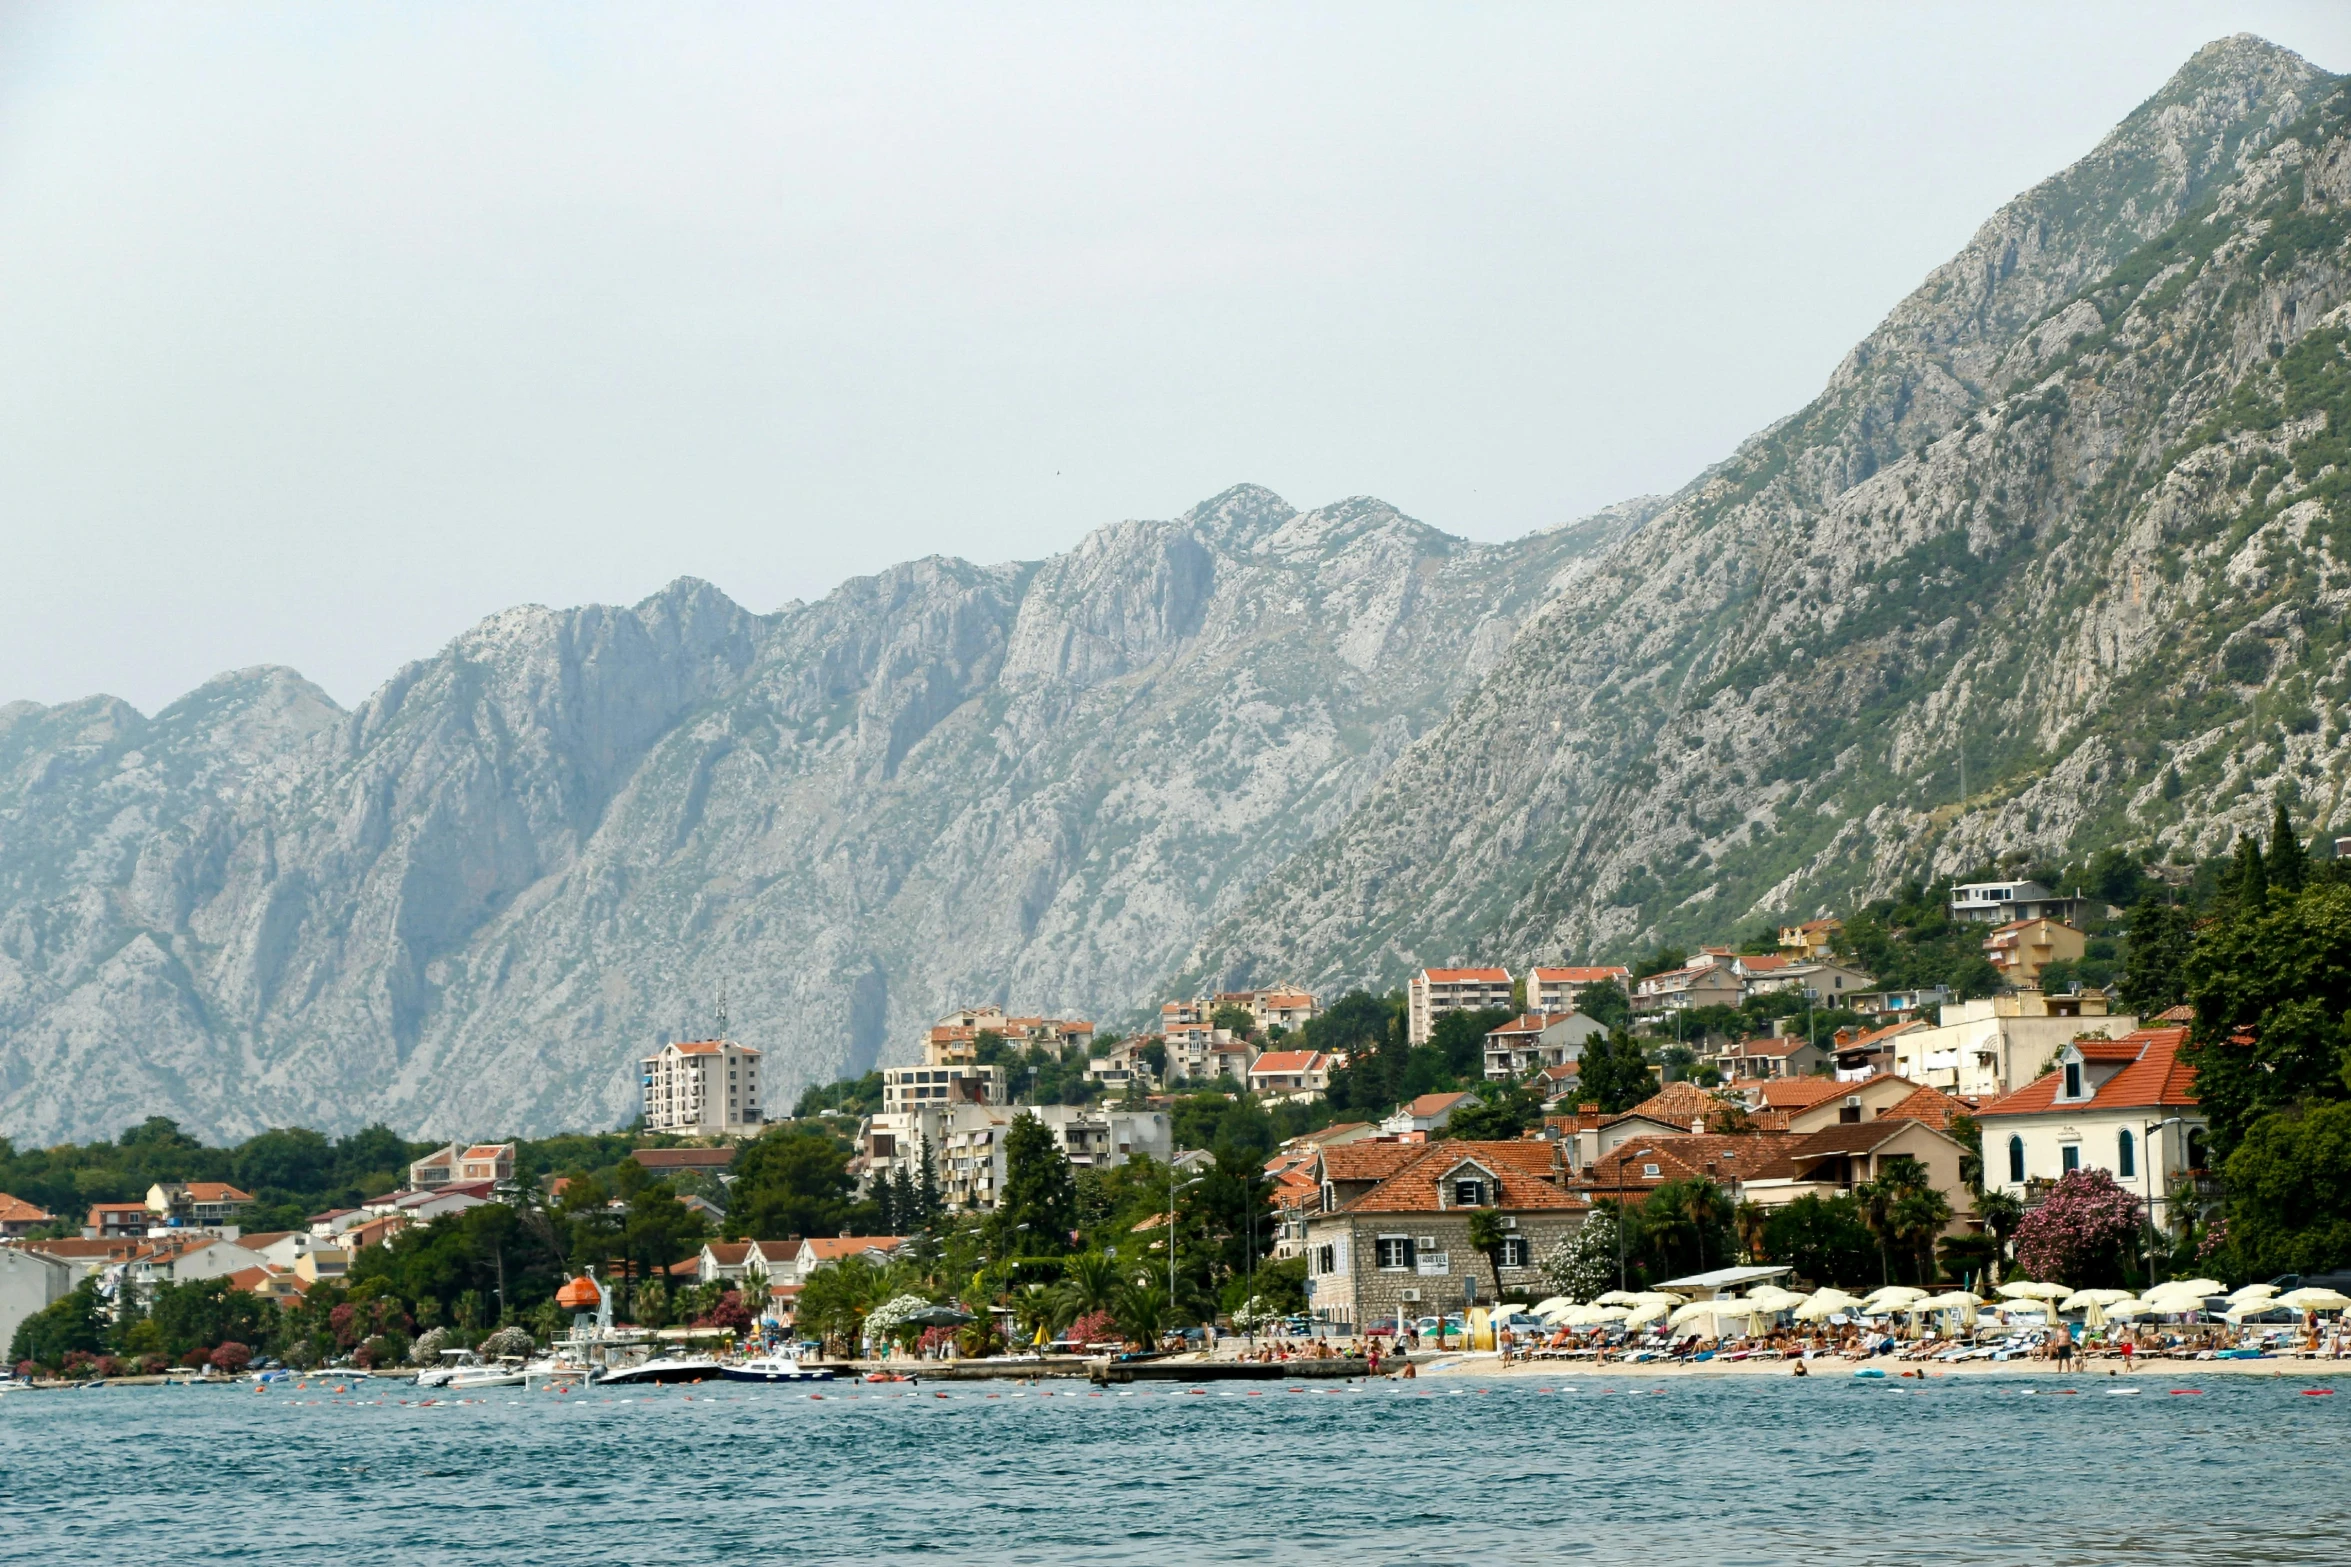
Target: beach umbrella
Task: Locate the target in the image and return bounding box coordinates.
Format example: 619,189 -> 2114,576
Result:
1995,1281 -> 2069,1301
1620,1301 -> 1671,1330
1913,1290 -> 1982,1313
1593,1290 -> 1648,1307
1532,1296 -> 1576,1319
2276,1287 -> 2351,1313
1630,1291 -> 1687,1307
1668,1299 -> 1726,1328
2152,1278 -> 2224,1299
2223,1283 -> 2279,1308
2058,1288 -> 2133,1329
1793,1289 -> 1861,1322
2098,1298 -> 2156,1320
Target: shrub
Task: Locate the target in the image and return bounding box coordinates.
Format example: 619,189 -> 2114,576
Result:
2012,1169 -> 2145,1285
209,1342 -> 252,1374
479,1325 -> 536,1359
409,1326 -> 451,1366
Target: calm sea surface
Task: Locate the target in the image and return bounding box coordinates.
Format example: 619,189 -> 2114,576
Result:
5,1372 -> 2348,1564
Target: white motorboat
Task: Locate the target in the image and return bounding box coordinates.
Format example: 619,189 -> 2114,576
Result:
415,1348 -> 485,1389
598,1352 -> 723,1386
721,1353 -> 835,1384
444,1357 -> 529,1392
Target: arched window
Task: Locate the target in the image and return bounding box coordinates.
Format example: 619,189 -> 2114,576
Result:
2117,1127 -> 2136,1179
2008,1135 -> 2025,1184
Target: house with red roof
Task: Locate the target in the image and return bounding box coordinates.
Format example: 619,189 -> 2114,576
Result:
1406,967 -> 1515,1046
0,1193 -> 55,1238
1975,1025 -> 2206,1229
1302,1139 -> 1587,1329
1245,1049 -> 1336,1098
1380,1090 -> 1481,1138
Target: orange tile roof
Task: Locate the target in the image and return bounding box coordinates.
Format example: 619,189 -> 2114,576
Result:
1751,1077 -> 1847,1109
1405,1091 -> 1477,1116
1835,1020 -> 1926,1056
799,1235 -> 906,1261
1529,965 -> 1629,983
1337,1140 -> 1584,1214
1419,968 -> 1511,983
1582,1134 -> 1799,1192
1977,1027 -> 2197,1116
1874,1084 -> 1976,1131
1623,1081 -> 1724,1127
1319,1141 -> 1431,1185
0,1194 -> 54,1225
1248,1050 -> 1325,1073
178,1183 -> 253,1203
703,1242 -> 754,1266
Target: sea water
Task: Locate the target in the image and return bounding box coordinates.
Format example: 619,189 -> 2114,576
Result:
3,1374 -> 2346,1563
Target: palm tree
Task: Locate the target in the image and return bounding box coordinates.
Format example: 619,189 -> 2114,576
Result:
1114,1278 -> 1170,1348
1973,1190 -> 2024,1285
1466,1210 -> 1510,1303
1677,1179 -> 1733,1273
1056,1250 -> 1120,1322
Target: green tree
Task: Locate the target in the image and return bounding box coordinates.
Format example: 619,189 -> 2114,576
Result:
2120,895 -> 2193,1016
2183,881 -> 2351,1157
1447,1081 -> 1543,1140
1466,1209 -> 1511,1301
147,1277 -> 270,1360
1857,1158 -> 1951,1285
1573,980 -> 1632,1032
1113,1278 -> 1169,1347
991,1112 -> 1076,1256
2267,799 -> 2309,895
1210,1003 -> 1257,1037
1574,1030 -> 1654,1114
8,1277 -> 106,1367
726,1128 -> 856,1240
2220,1102 -> 2351,1277
1054,1250 -> 1121,1322
1759,1194 -> 1878,1288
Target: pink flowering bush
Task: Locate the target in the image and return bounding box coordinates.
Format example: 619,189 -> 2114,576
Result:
2012,1168 -> 2145,1285
1066,1310 -> 1116,1346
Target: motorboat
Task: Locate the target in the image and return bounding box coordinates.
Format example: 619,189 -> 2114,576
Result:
522,1352 -> 602,1390
416,1348 -> 486,1389
445,1357 -> 529,1391
598,1352 -> 724,1386
721,1353 -> 836,1384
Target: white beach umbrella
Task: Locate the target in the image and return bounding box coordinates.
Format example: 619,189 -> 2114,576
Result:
2058,1288 -> 2133,1329
1620,1301 -> 1671,1330
1631,1291 -> 1687,1307
1668,1299 -> 1728,1328
1913,1290 -> 1983,1313
1593,1290 -> 1647,1307
1995,1281 -> 2070,1301
1531,1297 -> 1577,1322
2224,1283 -> 2279,1305
2276,1287 -> 2351,1313
2153,1278 -> 2225,1299
1858,1289 -> 1926,1318
1746,1285 -> 1808,1314
2098,1298 -> 2156,1320
1793,1289 -> 1861,1322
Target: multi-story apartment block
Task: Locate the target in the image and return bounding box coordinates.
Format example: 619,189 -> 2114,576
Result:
1524,966 -> 1630,1015
936,1104 -> 1172,1212
881,1062 -> 1005,1113
639,1039 -> 764,1135
1405,968 -> 1515,1046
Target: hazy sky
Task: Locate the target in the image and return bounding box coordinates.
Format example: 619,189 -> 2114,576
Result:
4,3 -> 2348,713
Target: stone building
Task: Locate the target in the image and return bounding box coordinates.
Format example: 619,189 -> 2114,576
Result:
1302,1139 -> 1588,1328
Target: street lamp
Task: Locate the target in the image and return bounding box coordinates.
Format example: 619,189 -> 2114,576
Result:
2141,1116 -> 2187,1288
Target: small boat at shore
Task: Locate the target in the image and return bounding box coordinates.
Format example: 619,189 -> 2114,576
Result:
722,1353 -> 836,1384
446,1357 -> 529,1391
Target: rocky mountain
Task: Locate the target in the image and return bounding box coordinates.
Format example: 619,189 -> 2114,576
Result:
1189,35 -> 2350,993
0,489 -> 1646,1142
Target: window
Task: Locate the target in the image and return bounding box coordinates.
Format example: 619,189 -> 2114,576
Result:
2061,1144 -> 2080,1174
2008,1136 -> 2025,1184
1453,1178 -> 1487,1207
1375,1236 -> 1416,1271
1641,1164 -> 1661,1178
1497,1237 -> 1530,1269
2117,1128 -> 2136,1179
1315,1244 -> 1337,1275
2064,1062 -> 2082,1099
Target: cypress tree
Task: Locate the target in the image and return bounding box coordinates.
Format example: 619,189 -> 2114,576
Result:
2237,834 -> 2269,914
917,1133 -> 942,1227
2265,799 -> 2308,893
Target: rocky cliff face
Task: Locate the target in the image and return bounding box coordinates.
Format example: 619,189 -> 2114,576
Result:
1188,35 -> 2348,991
0,488 -> 1643,1141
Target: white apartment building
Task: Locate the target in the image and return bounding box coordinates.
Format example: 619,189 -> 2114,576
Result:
1406,968 -> 1515,1047
939,1104 -> 1173,1212
1948,880 -> 2089,925
1886,994 -> 2137,1099
640,1039 -> 765,1135
1525,966 -> 1630,1014
881,1063 -> 1006,1114
1977,1026 -> 2207,1230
